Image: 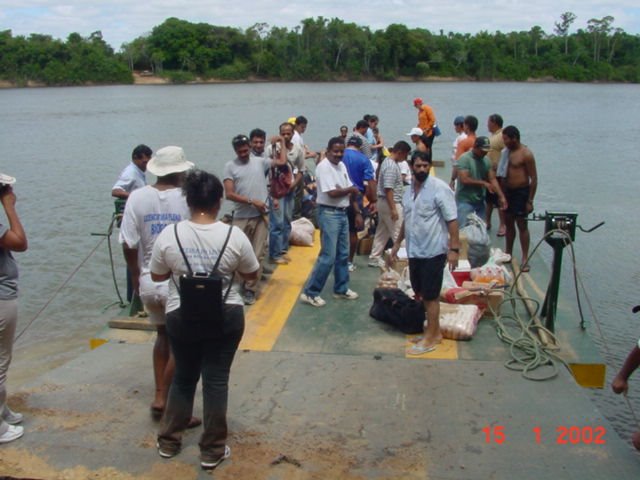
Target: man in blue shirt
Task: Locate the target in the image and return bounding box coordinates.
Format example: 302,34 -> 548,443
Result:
390,150 -> 460,355
341,136 -> 376,271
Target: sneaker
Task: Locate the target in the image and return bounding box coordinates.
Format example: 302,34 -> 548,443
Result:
156,442 -> 179,459
282,254 -> 292,262
2,407 -> 23,425
348,262 -> 357,272
0,425 -> 24,444
270,257 -> 289,265
333,289 -> 359,300
243,291 -> 257,305
201,445 -> 231,470
300,293 -> 326,307
368,258 -> 384,268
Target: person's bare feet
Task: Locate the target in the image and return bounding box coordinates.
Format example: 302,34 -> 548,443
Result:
520,259 -> 530,272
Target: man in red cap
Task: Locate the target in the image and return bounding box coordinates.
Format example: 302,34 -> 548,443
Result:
413,98 -> 437,149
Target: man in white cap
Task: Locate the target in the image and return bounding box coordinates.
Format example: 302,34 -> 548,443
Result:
406,127 -> 429,153
119,146 -> 199,426
0,173 -> 27,444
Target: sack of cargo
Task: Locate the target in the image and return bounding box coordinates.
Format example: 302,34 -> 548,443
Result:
439,303 -> 482,340
376,269 -> 401,289
460,213 -> 490,267
369,288 -> 424,334
289,217 -> 315,246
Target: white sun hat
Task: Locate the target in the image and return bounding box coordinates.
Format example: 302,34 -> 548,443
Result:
405,127 -> 424,137
0,173 -> 16,185
147,146 -> 194,177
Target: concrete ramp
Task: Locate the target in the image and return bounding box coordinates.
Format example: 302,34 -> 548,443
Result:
1,342 -> 638,479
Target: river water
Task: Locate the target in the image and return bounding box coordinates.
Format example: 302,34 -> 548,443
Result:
2,81 -> 640,443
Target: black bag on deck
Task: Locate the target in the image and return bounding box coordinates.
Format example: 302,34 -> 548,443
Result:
174,223 -> 234,330
369,288 -> 425,334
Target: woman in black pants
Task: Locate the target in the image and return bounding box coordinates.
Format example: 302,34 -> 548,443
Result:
150,169 -> 259,469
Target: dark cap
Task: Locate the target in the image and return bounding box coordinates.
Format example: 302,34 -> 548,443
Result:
347,135 -> 363,147
474,136 -> 491,152
454,115 -> 465,126
231,134 -> 250,148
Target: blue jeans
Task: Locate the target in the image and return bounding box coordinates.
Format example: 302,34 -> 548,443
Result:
158,305 -> 244,459
269,192 -> 293,259
303,206 -> 350,297
457,200 -> 486,228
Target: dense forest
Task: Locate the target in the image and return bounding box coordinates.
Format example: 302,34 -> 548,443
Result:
1,13 -> 639,86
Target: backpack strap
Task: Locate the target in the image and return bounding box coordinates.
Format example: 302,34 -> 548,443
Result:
174,223 -> 193,276
211,223 -> 233,274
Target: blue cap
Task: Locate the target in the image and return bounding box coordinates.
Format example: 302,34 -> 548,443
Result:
454,116 -> 465,126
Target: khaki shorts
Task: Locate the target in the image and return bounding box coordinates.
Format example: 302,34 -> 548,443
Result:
139,273 -> 169,326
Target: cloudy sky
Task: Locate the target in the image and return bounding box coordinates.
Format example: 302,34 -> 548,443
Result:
1,0 -> 638,50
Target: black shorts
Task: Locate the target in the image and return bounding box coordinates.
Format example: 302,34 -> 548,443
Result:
485,189 -> 499,207
408,254 -> 447,301
505,186 -> 530,217
347,194 -> 365,233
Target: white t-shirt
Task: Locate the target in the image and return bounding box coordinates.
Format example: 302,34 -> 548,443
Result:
399,160 -> 412,184
119,185 -> 190,271
452,132 -> 468,164
315,158 -> 353,208
113,162 -> 146,193
292,130 -> 304,148
150,221 -> 259,310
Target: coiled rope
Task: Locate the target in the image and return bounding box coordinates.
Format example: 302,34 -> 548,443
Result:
490,227 -> 640,428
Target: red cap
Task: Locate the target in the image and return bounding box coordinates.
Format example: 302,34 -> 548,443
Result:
413,97 -> 423,106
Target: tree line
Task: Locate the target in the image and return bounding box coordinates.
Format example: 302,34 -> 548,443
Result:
1,13 -> 639,86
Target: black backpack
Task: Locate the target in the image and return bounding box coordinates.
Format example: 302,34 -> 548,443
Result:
174,223 -> 234,334
369,288 -> 425,334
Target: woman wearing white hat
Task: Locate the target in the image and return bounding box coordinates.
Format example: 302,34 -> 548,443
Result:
0,173 -> 27,444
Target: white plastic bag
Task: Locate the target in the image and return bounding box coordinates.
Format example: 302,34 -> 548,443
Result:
289,217 -> 315,246
439,303 -> 482,340
460,213 -> 490,268
376,269 -> 401,289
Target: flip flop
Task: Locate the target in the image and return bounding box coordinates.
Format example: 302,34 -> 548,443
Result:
520,263 -> 530,273
406,343 -> 437,356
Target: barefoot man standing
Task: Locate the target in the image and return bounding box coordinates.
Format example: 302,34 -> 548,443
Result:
390,150 -> 459,355
501,126 -> 537,272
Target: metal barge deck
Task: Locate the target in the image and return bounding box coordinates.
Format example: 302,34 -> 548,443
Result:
1,230 -> 638,479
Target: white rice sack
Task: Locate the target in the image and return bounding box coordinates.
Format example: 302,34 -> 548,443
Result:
289,217 -> 315,246
439,303 -> 482,340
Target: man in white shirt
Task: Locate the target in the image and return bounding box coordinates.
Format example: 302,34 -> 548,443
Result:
120,146 -> 197,423
300,137 -> 360,307
112,144 -> 152,199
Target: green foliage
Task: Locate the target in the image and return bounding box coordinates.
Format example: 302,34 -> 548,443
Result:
162,70 -> 195,84
1,13 -> 639,87
0,29 -> 132,85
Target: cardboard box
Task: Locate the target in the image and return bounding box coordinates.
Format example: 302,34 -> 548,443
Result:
357,236 -> 373,255
458,281 -> 504,315
384,249 -> 408,274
